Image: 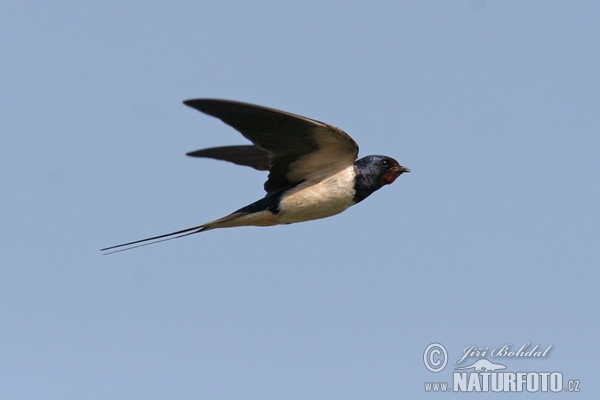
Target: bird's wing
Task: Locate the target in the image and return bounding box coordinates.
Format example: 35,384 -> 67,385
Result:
183,99 -> 359,193
187,145 -> 270,171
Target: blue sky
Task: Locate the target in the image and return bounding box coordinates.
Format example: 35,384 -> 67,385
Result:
2,1 -> 599,398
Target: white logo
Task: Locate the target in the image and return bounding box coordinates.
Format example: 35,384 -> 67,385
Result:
423,343 -> 447,373
422,342 -> 581,393
454,358 -> 506,372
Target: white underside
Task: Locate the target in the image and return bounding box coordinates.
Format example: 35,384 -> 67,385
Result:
277,165 -> 357,223
203,165 -> 357,229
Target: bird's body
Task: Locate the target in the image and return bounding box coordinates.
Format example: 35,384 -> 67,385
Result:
101,99 -> 409,253
276,164 -> 358,223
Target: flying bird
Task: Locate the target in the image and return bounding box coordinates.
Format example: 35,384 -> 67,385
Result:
101,99 -> 409,253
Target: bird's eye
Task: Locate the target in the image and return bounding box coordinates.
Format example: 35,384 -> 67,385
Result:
381,159 -> 389,167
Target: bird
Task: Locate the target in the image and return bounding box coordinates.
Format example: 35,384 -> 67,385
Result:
101,99 -> 409,253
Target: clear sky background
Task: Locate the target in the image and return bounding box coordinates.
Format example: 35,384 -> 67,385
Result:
2,1 -> 599,398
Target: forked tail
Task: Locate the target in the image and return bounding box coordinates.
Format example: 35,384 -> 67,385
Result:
100,225 -> 209,254
101,210 -> 260,254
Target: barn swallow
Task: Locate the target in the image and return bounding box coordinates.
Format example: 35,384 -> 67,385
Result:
101,99 -> 409,253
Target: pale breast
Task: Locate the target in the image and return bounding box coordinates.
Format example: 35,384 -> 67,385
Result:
277,165 -> 357,223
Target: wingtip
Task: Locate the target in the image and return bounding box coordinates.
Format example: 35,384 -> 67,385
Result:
183,98 -> 225,107
183,98 -> 225,113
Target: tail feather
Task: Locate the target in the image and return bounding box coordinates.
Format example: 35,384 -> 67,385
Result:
100,211 -> 260,254
100,225 -> 209,255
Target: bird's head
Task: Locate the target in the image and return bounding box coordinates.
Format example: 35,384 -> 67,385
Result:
353,155 -> 409,203
355,155 -> 409,186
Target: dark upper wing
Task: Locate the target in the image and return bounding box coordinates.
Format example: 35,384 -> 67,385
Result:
187,145 -> 269,171
183,99 -> 359,193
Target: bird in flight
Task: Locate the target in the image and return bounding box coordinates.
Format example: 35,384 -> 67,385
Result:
101,99 -> 409,253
